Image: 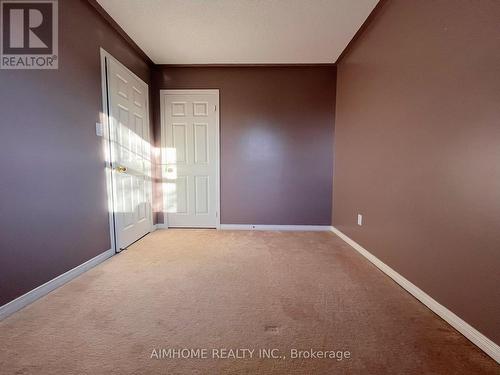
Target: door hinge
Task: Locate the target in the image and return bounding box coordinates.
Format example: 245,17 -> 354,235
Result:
214,105 -> 217,112
216,211 -> 218,218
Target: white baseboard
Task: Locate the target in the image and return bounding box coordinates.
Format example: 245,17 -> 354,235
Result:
330,226 -> 500,364
152,223 -> 168,231
0,248 -> 114,321
220,224 -> 332,231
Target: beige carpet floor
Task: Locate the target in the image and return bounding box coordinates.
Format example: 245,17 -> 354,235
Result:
0,230 -> 498,374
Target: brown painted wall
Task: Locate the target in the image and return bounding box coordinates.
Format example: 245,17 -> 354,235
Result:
334,0 -> 500,343
0,0 -> 151,306
153,66 -> 336,225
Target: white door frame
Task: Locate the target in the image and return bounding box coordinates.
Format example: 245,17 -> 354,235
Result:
100,48 -> 154,252
160,89 -> 221,229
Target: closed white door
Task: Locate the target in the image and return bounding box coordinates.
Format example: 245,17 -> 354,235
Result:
107,57 -> 152,249
161,90 -> 220,228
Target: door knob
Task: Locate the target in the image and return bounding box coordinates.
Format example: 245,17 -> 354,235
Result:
115,165 -> 127,173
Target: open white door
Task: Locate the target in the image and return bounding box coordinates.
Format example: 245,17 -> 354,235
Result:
104,52 -> 153,250
160,90 -> 220,228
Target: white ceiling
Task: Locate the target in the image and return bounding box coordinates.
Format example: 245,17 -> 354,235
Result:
96,0 -> 379,64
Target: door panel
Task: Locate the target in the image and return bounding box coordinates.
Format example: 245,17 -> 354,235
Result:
107,58 -> 152,249
161,91 -> 219,228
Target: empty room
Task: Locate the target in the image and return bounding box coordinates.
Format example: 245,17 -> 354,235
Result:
0,0 -> 499,373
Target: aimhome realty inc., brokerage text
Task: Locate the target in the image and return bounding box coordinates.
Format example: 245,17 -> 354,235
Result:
150,348 -> 352,361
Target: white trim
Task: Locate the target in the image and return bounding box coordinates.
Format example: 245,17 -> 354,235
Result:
161,89 -> 220,95
330,226 -> 500,364
152,223 -> 169,231
160,89 -> 221,229
100,48 -> 117,253
101,48 -> 151,88
100,48 -> 155,250
0,249 -> 114,321
220,224 -> 332,231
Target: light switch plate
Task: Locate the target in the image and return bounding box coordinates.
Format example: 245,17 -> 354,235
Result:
96,122 -> 103,137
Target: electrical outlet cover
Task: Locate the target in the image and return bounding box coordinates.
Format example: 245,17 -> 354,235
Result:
357,214 -> 363,226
